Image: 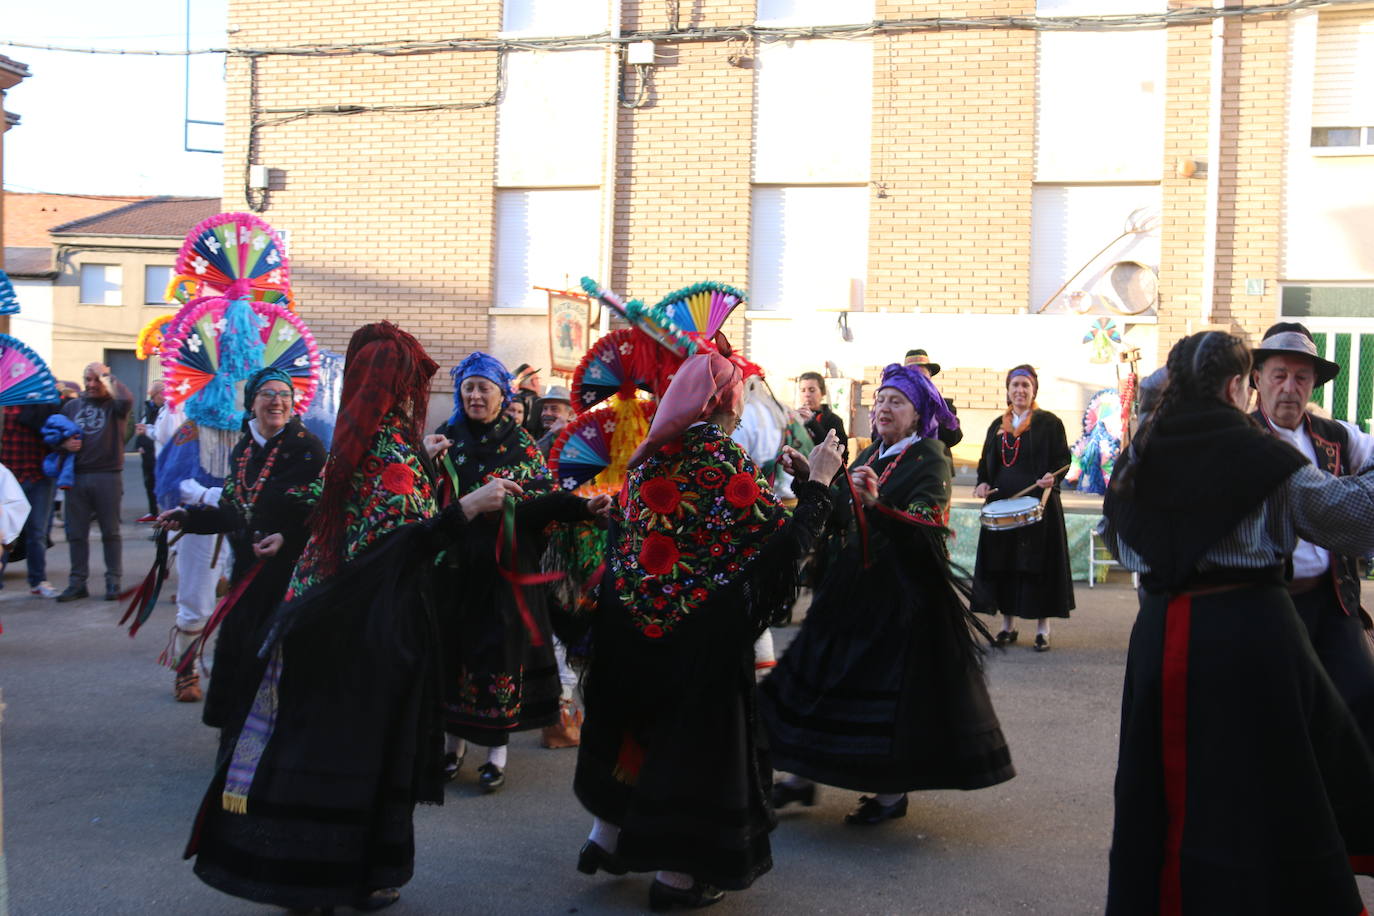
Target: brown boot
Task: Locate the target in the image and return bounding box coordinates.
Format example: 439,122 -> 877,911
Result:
175,671 -> 203,703
541,698 -> 583,749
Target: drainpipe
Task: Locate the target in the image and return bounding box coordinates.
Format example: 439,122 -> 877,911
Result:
1199,0 -> 1225,324
599,0 -> 621,336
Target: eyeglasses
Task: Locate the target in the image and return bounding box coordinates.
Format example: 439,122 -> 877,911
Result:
255,390 -> 294,402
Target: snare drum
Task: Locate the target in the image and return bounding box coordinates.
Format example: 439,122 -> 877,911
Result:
980,495 -> 1044,531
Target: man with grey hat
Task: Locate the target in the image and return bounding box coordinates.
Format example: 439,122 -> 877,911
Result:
535,384 -> 574,458
1252,321 -> 1374,746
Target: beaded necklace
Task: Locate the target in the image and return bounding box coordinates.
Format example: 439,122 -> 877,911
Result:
234,438 -> 282,527
999,432 -> 1022,467
864,438 -> 913,489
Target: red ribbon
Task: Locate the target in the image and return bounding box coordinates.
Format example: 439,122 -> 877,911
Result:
494,495 -> 562,647
174,561 -> 266,674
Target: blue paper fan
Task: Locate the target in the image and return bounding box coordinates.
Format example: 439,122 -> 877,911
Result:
570,329 -> 656,413
0,270 -> 20,316
0,335 -> 61,405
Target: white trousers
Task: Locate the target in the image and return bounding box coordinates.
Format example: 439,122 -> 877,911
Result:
174,532 -> 225,631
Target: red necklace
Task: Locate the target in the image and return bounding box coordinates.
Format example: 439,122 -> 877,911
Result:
235,440 -> 281,523
999,432 -> 1021,467
864,438 -> 912,489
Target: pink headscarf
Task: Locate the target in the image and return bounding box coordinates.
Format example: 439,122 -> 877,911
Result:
628,351 -> 743,468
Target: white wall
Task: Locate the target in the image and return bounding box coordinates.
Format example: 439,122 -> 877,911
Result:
10,277 -> 54,367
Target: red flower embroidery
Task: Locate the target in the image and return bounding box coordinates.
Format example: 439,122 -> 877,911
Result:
691,587 -> 708,602
724,472 -> 760,508
639,532 -> 680,575
708,543 -> 725,557
695,466 -> 726,489
641,477 -> 681,514
643,624 -> 664,639
652,596 -> 667,609
361,454 -> 385,475
381,462 -> 416,495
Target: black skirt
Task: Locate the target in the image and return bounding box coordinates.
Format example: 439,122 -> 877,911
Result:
760,540 -> 1014,795
1108,584 -> 1374,915
972,492 -> 1075,620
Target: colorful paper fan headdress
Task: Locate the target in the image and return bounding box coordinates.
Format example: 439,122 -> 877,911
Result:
136,314 -> 176,360
0,334 -> 61,405
0,270 -> 21,316
550,398 -> 656,494
570,328 -> 660,413
176,212 -> 291,306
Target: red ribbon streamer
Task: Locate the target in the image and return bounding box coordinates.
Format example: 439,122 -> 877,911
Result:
493,495 -> 562,647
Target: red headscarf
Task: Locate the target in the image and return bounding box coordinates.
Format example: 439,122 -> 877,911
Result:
628,351 -> 743,468
312,322 -> 438,573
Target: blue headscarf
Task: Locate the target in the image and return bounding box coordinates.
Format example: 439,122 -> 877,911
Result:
448,351 -> 513,426
876,363 -> 960,440
243,367 -> 296,412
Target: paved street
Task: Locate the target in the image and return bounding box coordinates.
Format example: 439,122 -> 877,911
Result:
1,462 -> 1371,915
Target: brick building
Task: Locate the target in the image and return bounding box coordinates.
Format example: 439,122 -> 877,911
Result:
218,0 -> 1374,437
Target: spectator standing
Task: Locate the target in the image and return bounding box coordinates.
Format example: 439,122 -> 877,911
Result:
535,385 -> 573,458
904,349 -> 964,450
56,362 -> 132,602
797,371 -> 847,457
512,363 -> 543,436
0,403 -> 61,596
134,380 -> 165,522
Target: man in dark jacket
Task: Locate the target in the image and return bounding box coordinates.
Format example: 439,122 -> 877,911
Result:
904,349 -> 963,450
56,362 -> 132,602
134,379 -> 164,522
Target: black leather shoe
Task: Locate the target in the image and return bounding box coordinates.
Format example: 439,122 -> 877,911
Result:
104,587 -> 120,601
648,880 -> 724,911
351,887 -> 400,911
770,780 -> 817,809
477,762 -> 505,792
56,585 -> 88,602
844,794 -> 908,826
1034,634 -> 1050,652
994,629 -> 1018,647
576,840 -> 628,876
442,750 -> 465,782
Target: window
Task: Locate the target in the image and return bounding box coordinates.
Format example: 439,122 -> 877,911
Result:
502,0 -> 608,38
1281,285 -> 1374,319
494,189 -> 601,309
1030,184 -> 1161,315
749,186 -> 868,312
1312,10 -> 1374,150
756,0 -> 873,27
144,265 -> 173,304
79,264 -> 122,305
496,50 -> 605,187
753,40 -> 872,183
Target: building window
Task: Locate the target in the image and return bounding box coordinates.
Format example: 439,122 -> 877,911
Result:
756,0 -> 874,27
753,40 -> 872,184
749,186 -> 868,312
144,265 -> 173,305
1313,10 -> 1374,150
1030,184 -> 1161,315
79,264 -> 122,305
502,0 -> 608,38
496,50 -> 605,187
1281,285 -> 1374,320
494,188 -> 600,309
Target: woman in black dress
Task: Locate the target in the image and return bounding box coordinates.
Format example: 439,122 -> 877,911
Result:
574,351 -> 841,911
972,364 -> 1074,651
162,368 -> 327,746
1103,330 -> 1374,914
761,362 -> 1014,826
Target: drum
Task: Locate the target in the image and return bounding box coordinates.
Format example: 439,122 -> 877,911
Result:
980,495 -> 1044,531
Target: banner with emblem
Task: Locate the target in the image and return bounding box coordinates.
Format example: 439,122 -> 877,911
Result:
545,288 -> 592,374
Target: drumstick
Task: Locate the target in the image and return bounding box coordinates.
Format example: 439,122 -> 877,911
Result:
1005,463 -> 1072,501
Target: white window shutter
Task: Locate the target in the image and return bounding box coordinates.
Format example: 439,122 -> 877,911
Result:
495,189 -> 601,309
497,50 -> 606,186
79,264 -> 122,305
1030,184 -> 1161,313
750,186 -> 868,312
756,0 -> 874,26
1036,30 -> 1165,181
503,0 -> 609,37
1314,10 -> 1374,127
754,40 -> 872,183
144,265 -> 173,304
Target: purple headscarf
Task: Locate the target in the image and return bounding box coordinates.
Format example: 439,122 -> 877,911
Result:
875,363 -> 959,440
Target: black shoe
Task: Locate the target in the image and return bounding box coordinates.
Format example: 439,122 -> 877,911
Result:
442,750 -> 465,782
649,880 -> 724,911
477,762 -> 505,793
771,780 -> 817,809
994,629 -> 1018,647
576,840 -> 628,876
350,888 -> 400,911
844,794 -> 908,826
1034,634 -> 1050,652
56,585 -> 88,602
104,587 -> 120,601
